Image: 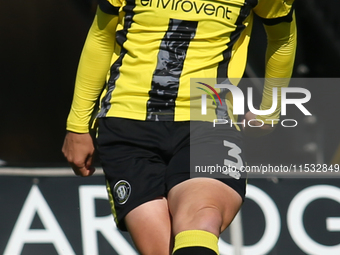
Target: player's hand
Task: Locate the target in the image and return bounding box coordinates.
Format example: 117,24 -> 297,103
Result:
62,132 -> 95,177
242,111 -> 276,137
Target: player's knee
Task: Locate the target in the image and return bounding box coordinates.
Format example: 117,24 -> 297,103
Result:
194,205 -> 223,233
173,204 -> 223,236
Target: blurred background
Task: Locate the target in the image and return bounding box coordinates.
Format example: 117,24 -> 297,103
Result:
1,1 -> 340,255
1,0 -> 340,167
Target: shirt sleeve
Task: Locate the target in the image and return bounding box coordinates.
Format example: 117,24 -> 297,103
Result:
253,0 -> 294,20
98,0 -> 122,15
66,7 -> 119,133
255,11 -> 297,124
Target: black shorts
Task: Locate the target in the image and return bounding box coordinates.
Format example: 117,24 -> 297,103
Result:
96,117 -> 247,231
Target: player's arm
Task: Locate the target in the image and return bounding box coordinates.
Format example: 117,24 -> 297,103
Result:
244,8 -> 297,137
67,6 -> 118,133
62,5 -> 119,176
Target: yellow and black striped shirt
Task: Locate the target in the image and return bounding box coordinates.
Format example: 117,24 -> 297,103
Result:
66,0 -> 296,132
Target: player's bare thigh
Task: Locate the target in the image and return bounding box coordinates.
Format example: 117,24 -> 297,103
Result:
168,177 -> 243,236
124,197 -> 173,255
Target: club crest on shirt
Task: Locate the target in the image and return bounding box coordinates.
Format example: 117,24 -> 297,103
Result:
114,180 -> 131,205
